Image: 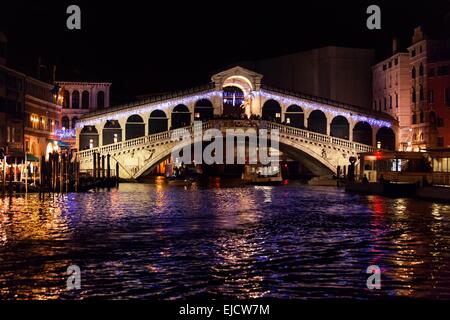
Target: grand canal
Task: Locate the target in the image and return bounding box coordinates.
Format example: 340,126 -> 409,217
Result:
1,182 -> 450,299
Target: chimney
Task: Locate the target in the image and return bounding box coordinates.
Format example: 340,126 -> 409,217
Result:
392,37 -> 398,55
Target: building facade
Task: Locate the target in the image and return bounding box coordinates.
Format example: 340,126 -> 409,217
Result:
372,39 -> 411,150
55,81 -> 111,149
373,26 -> 450,151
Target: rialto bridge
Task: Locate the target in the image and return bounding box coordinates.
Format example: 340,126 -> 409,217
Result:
76,67 -> 397,179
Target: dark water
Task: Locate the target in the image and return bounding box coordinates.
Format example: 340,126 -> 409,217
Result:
1,181 -> 450,299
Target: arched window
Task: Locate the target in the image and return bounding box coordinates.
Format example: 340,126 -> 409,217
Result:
194,99 -> 214,121
376,127 -> 396,151
171,104 -> 191,129
419,63 -> 424,76
353,122 -> 372,146
420,85 -> 424,101
62,116 -> 69,130
307,110 -> 327,134
389,95 -> 392,109
420,111 -> 424,123
126,114 -> 145,140
262,99 -> 282,123
97,91 -> 105,110
82,91 -> 89,109
72,90 -> 80,109
330,116 -> 349,140
71,117 -> 78,129
412,113 -> 417,124
285,105 -> 304,128
103,120 -> 122,145
412,66 -> 416,79
63,91 -> 70,109
149,110 -> 168,134
412,87 -> 416,103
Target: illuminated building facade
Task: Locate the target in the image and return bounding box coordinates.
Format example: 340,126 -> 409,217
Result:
55,81 -> 111,150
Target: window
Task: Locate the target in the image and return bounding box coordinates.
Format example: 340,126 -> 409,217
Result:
412,113 -> 417,124
389,95 -> 392,109
412,87 -> 416,103
63,91 -> 70,108
420,85 -> 424,101
378,100 -> 381,112
383,64 -> 387,71
72,117 -> 78,129
420,111 -> 424,123
384,97 -> 387,110
388,61 -> 392,68
97,91 -> 105,109
395,93 -> 398,108
72,90 -> 80,109
62,116 -> 69,130
429,68 -> 435,77
429,90 -> 434,103
394,58 -> 398,65
82,91 -> 89,109
411,49 -> 416,57
412,66 -> 416,79
419,64 -> 424,76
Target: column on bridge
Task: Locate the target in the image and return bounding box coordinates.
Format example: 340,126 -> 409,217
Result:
140,112 -> 150,137
348,119 -> 354,142
211,94 -> 223,117
118,118 -> 127,144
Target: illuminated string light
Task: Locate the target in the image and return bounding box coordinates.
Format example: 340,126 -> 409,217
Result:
56,128 -> 76,139
257,90 -> 393,128
77,88 -> 393,129
77,90 -> 221,128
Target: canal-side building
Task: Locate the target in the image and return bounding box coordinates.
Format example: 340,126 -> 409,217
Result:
373,26 -> 450,151
55,81 -> 112,150
372,39 -> 411,151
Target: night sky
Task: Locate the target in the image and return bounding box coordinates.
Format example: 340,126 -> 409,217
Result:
1,0 -> 450,105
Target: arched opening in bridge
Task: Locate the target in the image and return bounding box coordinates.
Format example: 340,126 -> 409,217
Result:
171,104 -> 191,129
149,109 -> 168,134
222,86 -> 245,118
194,99 -> 214,122
285,105 -> 304,128
126,115 -> 145,140
330,116 -> 349,140
80,126 -> 99,150
376,127 -> 396,151
262,99 -> 282,123
353,121 -> 372,146
308,110 -> 327,134
103,120 -> 122,145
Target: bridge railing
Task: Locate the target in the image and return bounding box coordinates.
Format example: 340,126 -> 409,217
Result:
77,122 -> 212,159
266,122 -> 374,153
77,120 -> 373,160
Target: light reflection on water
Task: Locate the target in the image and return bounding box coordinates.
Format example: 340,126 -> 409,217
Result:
1,182 -> 450,299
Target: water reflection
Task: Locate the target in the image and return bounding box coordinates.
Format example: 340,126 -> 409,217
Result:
0,183 -> 450,299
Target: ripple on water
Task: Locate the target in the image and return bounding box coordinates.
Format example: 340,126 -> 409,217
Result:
1,182 -> 450,299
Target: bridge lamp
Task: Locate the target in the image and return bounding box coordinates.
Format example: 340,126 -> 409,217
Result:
275,113 -> 281,118
286,118 -> 291,124
114,133 -> 118,143
377,141 -> 381,149
89,139 -> 94,149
